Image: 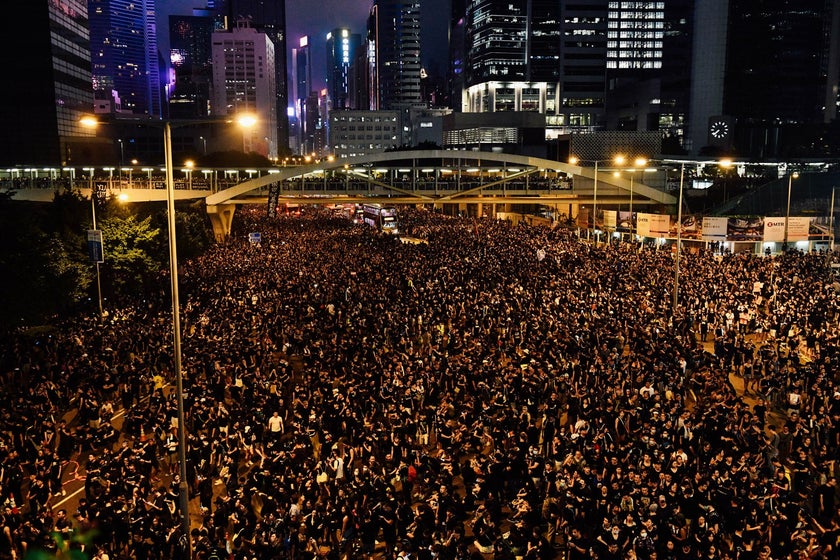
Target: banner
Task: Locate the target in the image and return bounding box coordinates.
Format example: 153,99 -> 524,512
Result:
701,217 -> 728,240
616,211 -> 634,232
603,210 -> 617,229
267,183 -> 281,218
763,217 -> 811,242
727,217 -> 763,241
637,213 -> 670,237
671,215 -> 702,239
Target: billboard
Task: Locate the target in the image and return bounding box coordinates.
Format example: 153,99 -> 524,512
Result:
603,210 -> 617,229
637,213 -> 670,237
701,217 -> 728,240
763,217 -> 811,242
727,217 -> 763,241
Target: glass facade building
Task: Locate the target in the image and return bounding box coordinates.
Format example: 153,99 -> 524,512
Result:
0,1 -> 96,166
89,0 -> 162,117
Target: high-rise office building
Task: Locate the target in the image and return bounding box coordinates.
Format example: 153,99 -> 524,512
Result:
368,0 -> 423,110
447,0 -> 467,112
463,1 -> 566,124
723,0 -> 838,157
604,1 -> 693,151
89,0 -> 162,117
456,0 -> 839,158
221,0 -> 290,154
292,36 -> 312,152
0,1 -> 97,166
293,36 -> 312,114
211,19 -> 278,159
326,28 -> 361,111
349,47 -> 370,111
169,10 -> 219,119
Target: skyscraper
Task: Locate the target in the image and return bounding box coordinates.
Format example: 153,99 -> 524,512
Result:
292,36 -> 312,152
604,0 -> 693,150
326,28 -> 361,111
0,1 -> 97,166
221,0 -> 290,154
722,0 -> 838,157
211,19 -> 278,159
89,0 -> 162,117
447,0 -> 467,111
463,1 -> 566,123
368,0 -> 423,110
169,10 -> 219,119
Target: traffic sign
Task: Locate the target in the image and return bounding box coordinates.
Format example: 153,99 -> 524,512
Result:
87,229 -> 104,263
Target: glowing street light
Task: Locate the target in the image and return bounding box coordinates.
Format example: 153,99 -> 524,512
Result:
612,156 -> 647,239
784,171 -> 800,250
569,154 -> 627,244
83,167 -> 104,316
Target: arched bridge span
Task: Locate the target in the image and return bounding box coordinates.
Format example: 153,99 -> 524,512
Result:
204,150 -> 676,240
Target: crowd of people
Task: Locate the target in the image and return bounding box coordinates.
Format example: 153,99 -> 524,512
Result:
1,206 -> 840,560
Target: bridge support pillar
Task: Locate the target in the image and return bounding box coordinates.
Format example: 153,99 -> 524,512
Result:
206,204 -> 236,243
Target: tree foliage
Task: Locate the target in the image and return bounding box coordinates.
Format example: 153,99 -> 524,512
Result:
0,195 -> 89,328
99,214 -> 162,296
0,188 -> 216,328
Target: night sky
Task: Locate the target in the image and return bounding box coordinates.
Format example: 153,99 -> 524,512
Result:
156,0 -> 450,91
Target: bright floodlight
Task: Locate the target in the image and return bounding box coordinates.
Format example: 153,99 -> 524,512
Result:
236,114 -> 257,128
79,115 -> 99,128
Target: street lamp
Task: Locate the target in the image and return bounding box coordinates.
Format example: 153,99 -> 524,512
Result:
783,171 -> 800,250
199,136 -> 207,156
184,160 -> 194,190
830,187 -> 836,254
83,167 -> 104,316
613,156 -> 647,239
164,117 -> 254,556
667,158 -> 725,314
82,113 -> 257,557
569,155 -> 616,244
663,160 -> 685,317
672,161 -> 686,314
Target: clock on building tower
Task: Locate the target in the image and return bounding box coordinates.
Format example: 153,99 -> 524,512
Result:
708,116 -> 732,146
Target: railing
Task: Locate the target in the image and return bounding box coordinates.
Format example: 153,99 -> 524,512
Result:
0,169 -> 574,196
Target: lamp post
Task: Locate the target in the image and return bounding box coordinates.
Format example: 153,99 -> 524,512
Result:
569,156 -> 616,244
615,157 -> 647,240
783,171 -> 800,250
84,167 -> 104,316
82,113 -> 257,558
185,160 -> 194,190
671,161 -> 686,315
160,121 -> 193,556
199,136 -> 207,156
830,187 -> 836,254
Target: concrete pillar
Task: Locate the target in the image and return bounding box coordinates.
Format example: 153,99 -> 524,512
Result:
206,204 -> 236,243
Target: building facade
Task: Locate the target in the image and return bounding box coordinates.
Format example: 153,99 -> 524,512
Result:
368,0 -> 423,110
211,20 -> 278,160
89,0 -> 162,118
329,110 -> 402,158
326,28 -> 362,111
0,1 -> 99,166
168,10 -> 219,119
221,0 -> 290,154
292,36 -> 313,154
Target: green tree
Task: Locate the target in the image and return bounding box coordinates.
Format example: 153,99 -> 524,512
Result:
98,214 -> 163,296
175,203 -> 214,260
0,194 -> 91,327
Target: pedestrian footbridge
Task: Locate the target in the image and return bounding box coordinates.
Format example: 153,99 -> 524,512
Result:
2,150 -> 676,241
